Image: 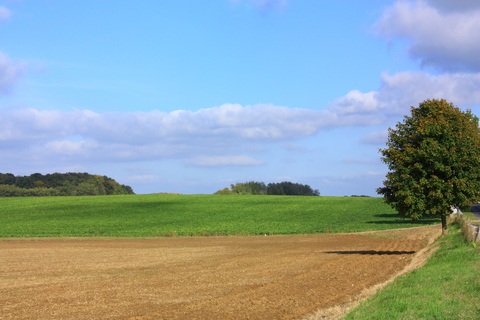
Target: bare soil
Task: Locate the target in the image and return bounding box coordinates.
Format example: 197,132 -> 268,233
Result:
0,226 -> 441,320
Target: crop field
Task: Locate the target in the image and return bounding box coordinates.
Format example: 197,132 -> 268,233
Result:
0,194 -> 440,237
1,226 -> 442,319
1,194 -> 446,319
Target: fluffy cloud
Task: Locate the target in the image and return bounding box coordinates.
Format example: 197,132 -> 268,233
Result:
378,71 -> 480,111
332,72 -> 480,120
346,0 -> 480,147
0,51 -> 25,95
317,0 -> 480,125
0,103 -> 379,167
332,90 -> 380,115
0,103 -> 385,148
4,68 -> 479,165
375,0 -> 480,72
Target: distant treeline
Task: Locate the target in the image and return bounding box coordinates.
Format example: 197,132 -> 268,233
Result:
214,181 -> 320,196
0,172 -> 134,197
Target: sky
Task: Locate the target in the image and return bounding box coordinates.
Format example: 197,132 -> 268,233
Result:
1,0 -> 479,196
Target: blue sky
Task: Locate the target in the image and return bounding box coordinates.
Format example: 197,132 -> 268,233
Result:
1,0 -> 479,196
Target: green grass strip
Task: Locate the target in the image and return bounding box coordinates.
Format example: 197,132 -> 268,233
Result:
345,224 -> 480,320
0,194 -> 439,237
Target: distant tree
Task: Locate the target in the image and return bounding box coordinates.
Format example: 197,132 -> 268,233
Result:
15,175 -> 35,189
121,184 -> 134,195
0,184 -> 61,197
377,99 -> 480,234
34,181 -> 46,188
229,181 -> 268,195
214,187 -> 233,195
214,181 -> 319,196
0,173 -> 15,185
76,181 -> 99,196
0,172 -> 135,197
103,178 -> 115,195
267,182 -> 320,196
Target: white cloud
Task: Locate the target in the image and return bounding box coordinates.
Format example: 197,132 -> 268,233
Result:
0,104 -> 335,168
331,71 -> 480,120
332,90 -> 380,115
9,97 -> 422,170
3,62 -> 479,170
45,140 -> 100,156
378,71 -> 480,111
0,6 -> 11,22
376,0 -> 480,72
0,51 -> 25,95
335,0 -> 480,148
184,155 -> 266,167
0,103 -> 386,149
3,69 -> 479,167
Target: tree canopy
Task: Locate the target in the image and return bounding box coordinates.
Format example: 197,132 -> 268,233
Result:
214,181 -> 320,196
0,172 -> 134,197
377,99 -> 480,234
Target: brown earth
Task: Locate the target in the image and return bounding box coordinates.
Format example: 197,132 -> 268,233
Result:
0,226 -> 441,320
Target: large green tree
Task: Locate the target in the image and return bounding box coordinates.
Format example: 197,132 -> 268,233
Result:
377,99 -> 480,234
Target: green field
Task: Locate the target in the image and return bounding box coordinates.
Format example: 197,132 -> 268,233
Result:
0,194 -> 440,237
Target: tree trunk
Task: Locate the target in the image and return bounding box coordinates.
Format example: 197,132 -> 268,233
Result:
441,215 -> 448,235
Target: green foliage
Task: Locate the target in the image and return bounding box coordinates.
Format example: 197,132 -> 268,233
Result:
267,181 -> 320,196
228,181 -> 268,195
214,187 -> 233,195
0,194 -> 439,237
0,185 -> 62,197
377,99 -> 480,232
0,172 -> 134,196
0,173 -> 15,185
346,225 -> 480,320
214,181 -> 320,196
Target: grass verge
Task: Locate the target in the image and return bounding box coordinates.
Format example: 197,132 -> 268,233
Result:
344,224 -> 480,319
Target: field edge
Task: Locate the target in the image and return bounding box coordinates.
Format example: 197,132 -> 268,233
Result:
301,224 -> 443,320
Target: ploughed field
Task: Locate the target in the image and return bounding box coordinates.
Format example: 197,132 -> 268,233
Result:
1,226 -> 440,320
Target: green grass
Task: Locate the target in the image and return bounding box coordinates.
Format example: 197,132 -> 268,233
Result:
463,210 -> 477,220
0,194 -> 439,237
345,224 -> 480,320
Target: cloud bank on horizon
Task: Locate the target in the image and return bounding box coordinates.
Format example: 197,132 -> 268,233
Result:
1,0 -> 479,195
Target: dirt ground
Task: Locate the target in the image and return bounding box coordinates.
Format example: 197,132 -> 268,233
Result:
0,226 -> 441,320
